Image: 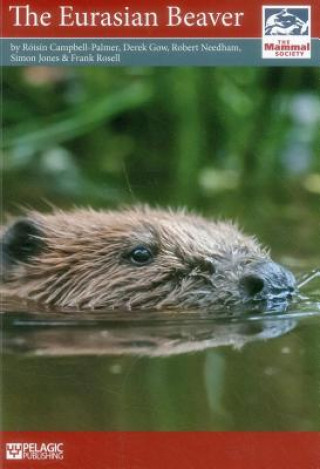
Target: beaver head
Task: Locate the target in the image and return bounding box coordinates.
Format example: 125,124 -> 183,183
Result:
1,207 -> 295,312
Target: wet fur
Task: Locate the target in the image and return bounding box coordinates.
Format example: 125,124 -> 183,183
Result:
1,207 -> 269,311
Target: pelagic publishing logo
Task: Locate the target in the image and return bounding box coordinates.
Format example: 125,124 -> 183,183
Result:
6,442 -> 64,460
262,6 -> 311,59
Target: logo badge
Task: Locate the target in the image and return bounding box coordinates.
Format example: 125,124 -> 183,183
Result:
5,442 -> 64,460
6,443 -> 23,460
262,6 -> 311,59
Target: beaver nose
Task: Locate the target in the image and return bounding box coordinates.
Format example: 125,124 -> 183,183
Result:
240,274 -> 265,297
240,261 -> 295,300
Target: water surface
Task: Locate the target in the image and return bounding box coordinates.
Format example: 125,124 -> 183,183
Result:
2,267 -> 320,431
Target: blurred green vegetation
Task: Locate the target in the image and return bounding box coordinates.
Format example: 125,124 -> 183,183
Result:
2,67 -> 320,255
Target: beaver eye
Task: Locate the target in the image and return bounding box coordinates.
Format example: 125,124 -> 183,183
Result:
129,246 -> 153,266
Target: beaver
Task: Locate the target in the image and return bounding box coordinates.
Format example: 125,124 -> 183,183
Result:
0,206 -> 295,312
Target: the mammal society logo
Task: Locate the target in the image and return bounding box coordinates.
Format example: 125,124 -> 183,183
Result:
6,442 -> 64,460
262,6 -> 311,59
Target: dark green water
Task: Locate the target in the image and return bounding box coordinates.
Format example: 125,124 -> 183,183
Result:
2,201 -> 320,431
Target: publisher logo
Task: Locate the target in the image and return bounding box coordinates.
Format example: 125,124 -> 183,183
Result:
262,6 -> 311,59
6,444 -> 23,460
5,442 -> 64,461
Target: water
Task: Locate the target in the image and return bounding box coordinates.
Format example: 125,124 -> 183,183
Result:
2,268 -> 320,431
2,194 -> 320,431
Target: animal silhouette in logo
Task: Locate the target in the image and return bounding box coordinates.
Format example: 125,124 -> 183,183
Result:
265,8 -> 309,36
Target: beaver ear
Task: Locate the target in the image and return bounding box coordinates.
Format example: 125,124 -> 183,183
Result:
1,218 -> 45,268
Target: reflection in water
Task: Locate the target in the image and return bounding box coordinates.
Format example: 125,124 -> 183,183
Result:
1,277 -> 320,432
3,310 -> 298,357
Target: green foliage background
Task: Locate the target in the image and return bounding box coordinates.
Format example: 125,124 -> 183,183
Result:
2,66 -> 320,255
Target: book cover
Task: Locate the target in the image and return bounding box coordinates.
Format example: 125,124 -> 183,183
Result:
1,0 -> 320,468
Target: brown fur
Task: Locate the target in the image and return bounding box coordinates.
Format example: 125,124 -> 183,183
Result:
1,206 -> 270,311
